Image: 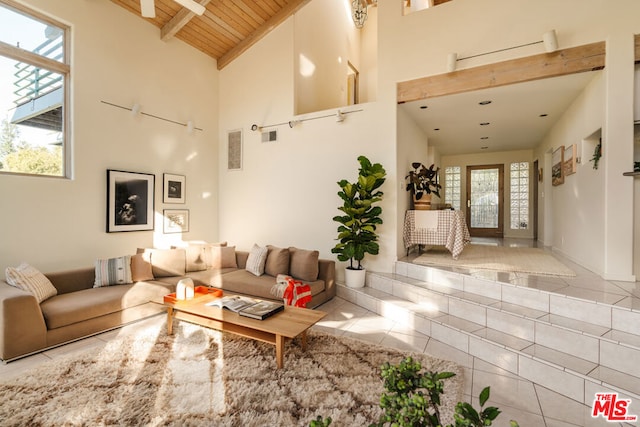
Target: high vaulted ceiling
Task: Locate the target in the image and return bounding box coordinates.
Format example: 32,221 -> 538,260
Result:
111,0 -> 312,69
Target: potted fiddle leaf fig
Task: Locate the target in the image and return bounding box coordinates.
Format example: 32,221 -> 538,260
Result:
332,155 -> 387,288
405,162 -> 441,210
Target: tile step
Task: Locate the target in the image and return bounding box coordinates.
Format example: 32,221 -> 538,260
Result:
338,283 -> 640,406
393,260 -> 640,340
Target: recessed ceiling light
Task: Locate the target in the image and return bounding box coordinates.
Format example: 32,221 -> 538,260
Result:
480,136 -> 489,140
481,146 -> 489,149
539,114 -> 548,117
479,100 -> 492,105
420,105 -> 428,109
480,122 -> 490,126
433,128 -> 440,131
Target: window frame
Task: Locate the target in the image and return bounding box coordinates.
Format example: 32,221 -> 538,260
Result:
0,0 -> 70,178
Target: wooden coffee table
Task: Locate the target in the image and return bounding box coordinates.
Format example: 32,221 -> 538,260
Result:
158,292 -> 326,369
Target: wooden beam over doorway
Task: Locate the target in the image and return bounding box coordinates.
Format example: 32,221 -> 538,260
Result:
397,41 -> 606,104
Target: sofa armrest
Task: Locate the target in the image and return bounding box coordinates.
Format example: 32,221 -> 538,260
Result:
318,259 -> 336,299
0,281 -> 47,361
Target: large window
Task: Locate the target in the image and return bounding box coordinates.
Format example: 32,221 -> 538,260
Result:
0,1 -> 69,177
444,166 -> 461,210
510,162 -> 529,230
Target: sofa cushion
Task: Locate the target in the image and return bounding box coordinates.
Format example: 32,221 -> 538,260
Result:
245,244 -> 268,276
131,253 -> 154,282
94,256 -> 133,287
185,245 -> 207,272
211,246 -> 237,269
137,248 -> 186,277
40,281 -> 174,330
181,267 -> 239,287
288,247 -> 319,282
265,246 -> 290,277
5,263 -> 57,303
218,270 -> 325,301
181,241 -> 227,268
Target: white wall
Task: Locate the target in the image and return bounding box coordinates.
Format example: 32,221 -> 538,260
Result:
0,0 -> 219,274
396,107 -> 430,255
219,16 -> 396,281
535,73 -> 606,274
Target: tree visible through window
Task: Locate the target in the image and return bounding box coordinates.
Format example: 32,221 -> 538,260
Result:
0,1 -> 69,177
510,162 -> 529,229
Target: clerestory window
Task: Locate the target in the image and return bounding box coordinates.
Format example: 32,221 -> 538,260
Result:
0,1 -> 69,177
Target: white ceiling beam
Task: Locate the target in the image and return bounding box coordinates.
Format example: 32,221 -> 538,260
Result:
161,0 -> 211,41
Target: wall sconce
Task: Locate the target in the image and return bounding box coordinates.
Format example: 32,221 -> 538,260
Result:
288,120 -> 301,128
543,29 -> 558,53
447,52 -> 457,72
449,29 -> 560,71
351,0 -> 368,29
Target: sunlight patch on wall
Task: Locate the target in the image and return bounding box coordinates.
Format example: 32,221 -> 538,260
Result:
299,53 -> 316,77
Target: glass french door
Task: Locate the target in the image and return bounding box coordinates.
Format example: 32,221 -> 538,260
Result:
466,165 -> 504,237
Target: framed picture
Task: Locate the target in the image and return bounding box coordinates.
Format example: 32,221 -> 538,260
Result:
563,144 -> 577,176
552,146 -> 564,186
107,170 -> 155,232
163,209 -> 189,234
163,173 -> 185,204
228,129 -> 242,170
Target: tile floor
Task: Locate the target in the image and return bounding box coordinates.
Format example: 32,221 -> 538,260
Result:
1,238 -> 637,426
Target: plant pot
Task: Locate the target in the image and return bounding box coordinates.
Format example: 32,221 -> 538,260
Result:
345,268 -> 366,288
413,194 -> 432,210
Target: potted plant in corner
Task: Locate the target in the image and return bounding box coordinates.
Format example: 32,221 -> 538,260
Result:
405,162 -> 441,210
332,155 -> 387,288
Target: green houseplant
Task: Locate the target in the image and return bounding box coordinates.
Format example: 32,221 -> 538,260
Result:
332,155 -> 387,288
405,162 -> 441,209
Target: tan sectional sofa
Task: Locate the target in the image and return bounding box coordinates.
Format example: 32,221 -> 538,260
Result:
0,245 -> 335,362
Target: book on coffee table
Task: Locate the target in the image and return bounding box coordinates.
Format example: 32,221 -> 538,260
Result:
206,295 -> 284,320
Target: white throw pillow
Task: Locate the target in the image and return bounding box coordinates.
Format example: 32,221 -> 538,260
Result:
94,255 -> 133,287
5,262 -> 57,303
245,244 -> 268,276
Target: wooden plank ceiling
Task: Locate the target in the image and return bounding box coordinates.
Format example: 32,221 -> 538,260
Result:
111,0 -> 311,70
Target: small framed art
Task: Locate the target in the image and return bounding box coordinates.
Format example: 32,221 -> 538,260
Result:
107,170 -> 155,232
163,209 -> 189,234
163,173 -> 185,204
228,129 -> 242,170
563,144 -> 577,176
552,146 -> 564,186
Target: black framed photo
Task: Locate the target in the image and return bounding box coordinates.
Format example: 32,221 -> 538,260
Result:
163,173 -> 186,203
163,209 -> 189,234
107,170 -> 155,232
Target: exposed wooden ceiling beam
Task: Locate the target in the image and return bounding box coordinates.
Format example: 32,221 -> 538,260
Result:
161,0 -> 211,41
397,41 -> 606,104
217,0 -> 311,70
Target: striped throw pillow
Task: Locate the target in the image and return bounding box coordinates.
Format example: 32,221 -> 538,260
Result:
94,256 -> 133,287
245,244 -> 268,276
5,263 -> 58,303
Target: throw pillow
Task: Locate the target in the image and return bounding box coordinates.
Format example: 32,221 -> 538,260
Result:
5,262 -> 57,303
265,246 -> 290,277
130,253 -> 154,282
211,246 -> 237,269
288,247 -> 319,282
94,255 -> 133,287
245,244 -> 268,276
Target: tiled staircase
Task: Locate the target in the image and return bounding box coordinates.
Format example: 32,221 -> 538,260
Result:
336,260 -> 640,409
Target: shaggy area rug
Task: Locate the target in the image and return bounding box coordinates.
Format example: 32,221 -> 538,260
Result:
414,244 -> 575,277
0,321 -> 463,426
